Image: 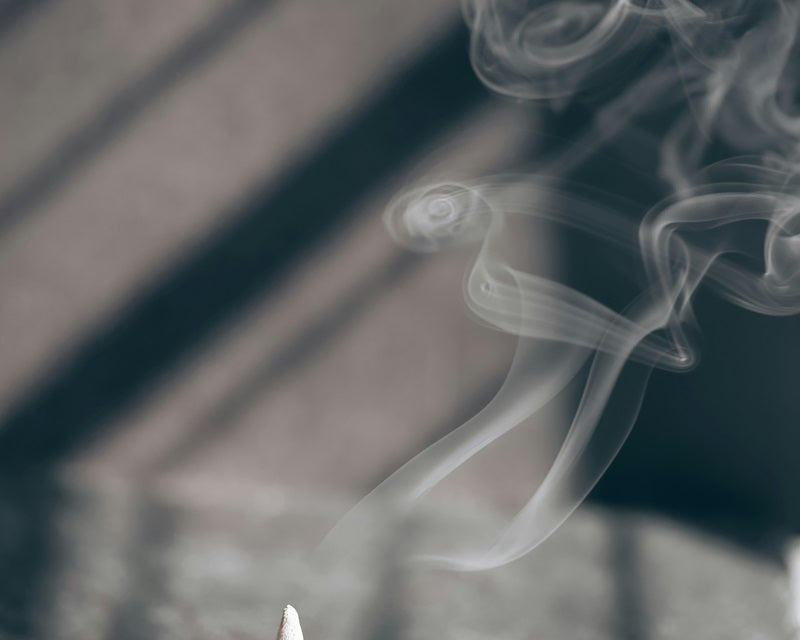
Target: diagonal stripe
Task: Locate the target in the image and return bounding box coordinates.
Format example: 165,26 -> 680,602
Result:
0,21 -> 489,471
0,0 -> 274,234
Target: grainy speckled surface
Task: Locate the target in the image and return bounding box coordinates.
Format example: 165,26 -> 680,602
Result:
32,482 -> 793,640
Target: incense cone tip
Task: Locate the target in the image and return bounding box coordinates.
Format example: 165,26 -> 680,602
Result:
276,604 -> 303,640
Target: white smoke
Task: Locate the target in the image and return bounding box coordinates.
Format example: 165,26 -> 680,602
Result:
324,0 -> 800,571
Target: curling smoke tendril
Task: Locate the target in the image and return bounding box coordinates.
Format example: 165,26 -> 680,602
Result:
324,0 -> 800,571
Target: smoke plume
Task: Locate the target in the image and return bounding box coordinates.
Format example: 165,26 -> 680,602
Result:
325,0 -> 800,571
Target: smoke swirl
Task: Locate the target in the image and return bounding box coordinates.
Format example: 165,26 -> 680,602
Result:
383,182 -> 493,252
323,0 -> 800,571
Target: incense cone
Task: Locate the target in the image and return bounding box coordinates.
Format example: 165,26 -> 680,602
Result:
276,605 -> 304,640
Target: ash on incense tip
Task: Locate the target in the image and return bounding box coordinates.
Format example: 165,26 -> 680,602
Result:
276,605 -> 303,640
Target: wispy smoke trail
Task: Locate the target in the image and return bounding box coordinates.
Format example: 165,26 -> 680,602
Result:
324,0 -> 800,570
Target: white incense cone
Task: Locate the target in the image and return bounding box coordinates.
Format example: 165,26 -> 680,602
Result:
276,604 -> 304,640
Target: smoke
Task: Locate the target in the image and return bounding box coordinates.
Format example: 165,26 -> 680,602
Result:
323,0 -> 800,571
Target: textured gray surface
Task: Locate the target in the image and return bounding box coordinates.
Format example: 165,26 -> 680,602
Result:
37,482 -> 793,640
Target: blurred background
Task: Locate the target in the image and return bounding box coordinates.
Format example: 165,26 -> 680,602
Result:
1,1 -> 799,638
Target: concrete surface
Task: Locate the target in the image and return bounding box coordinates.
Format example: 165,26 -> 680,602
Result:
34,480 -> 795,640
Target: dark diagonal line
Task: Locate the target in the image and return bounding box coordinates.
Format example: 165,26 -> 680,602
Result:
0,20 -> 488,471
158,141 -> 536,472
159,123 -> 538,472
0,0 -> 273,234
157,250 -> 422,472
0,0 -> 48,39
